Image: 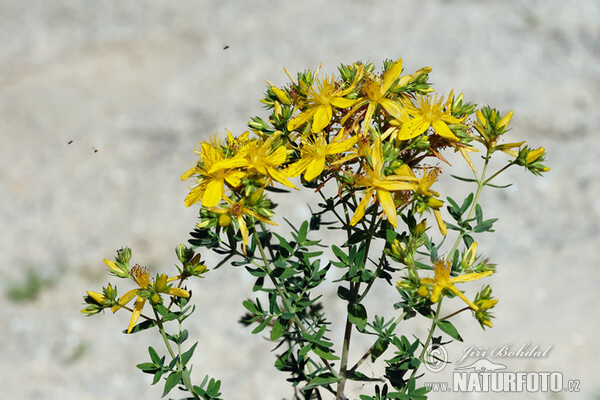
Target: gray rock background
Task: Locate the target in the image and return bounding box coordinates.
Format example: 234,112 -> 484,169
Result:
1,1 -> 598,399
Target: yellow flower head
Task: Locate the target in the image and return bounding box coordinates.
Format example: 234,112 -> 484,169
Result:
182,141 -> 247,208
343,58 -> 410,132
286,130 -> 358,181
211,196 -> 277,254
419,259 -> 492,310
240,133 -> 297,189
287,68 -> 362,133
396,91 -> 464,142
349,137 -> 419,228
116,265 -> 190,334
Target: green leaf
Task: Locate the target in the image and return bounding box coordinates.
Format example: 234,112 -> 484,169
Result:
451,174 -> 477,183
162,370 -> 182,397
332,245 -> 349,264
136,362 -> 157,372
370,337 -> 389,362
313,345 -> 340,360
177,329 -> 189,344
304,373 -> 339,390
152,369 -> 163,385
461,193 -> 474,214
337,286 -> 350,301
272,232 -> 294,254
437,320 -> 463,341
181,342 -> 198,366
242,300 -> 259,315
270,317 -> 287,341
124,318 -> 157,334
297,221 -> 309,244
252,315 -> 273,334
348,303 -> 368,330
148,346 -> 161,364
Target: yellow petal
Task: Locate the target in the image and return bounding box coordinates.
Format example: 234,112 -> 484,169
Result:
239,216 -> 249,255
287,110 -> 314,131
312,106 -> 332,133
166,287 -> 190,298
431,120 -> 459,141
430,285 -> 443,303
184,185 -> 205,208
330,97 -> 359,109
434,209 -> 447,236
381,58 -> 403,93
118,289 -> 139,307
449,270 -> 493,284
304,157 -> 326,181
104,259 -> 122,274
181,167 -> 197,181
376,189 -> 397,228
497,110 -> 513,129
202,179 -> 224,207
396,117 -> 429,141
463,242 -> 478,268
447,286 -> 479,310
350,190 -> 374,226
127,297 -> 146,333
87,291 -> 106,304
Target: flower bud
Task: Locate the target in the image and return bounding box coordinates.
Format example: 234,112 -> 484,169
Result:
116,247 -> 132,264
218,214 -> 232,227
414,219 -> 427,236
271,86 -> 291,104
497,110 -> 513,129
426,197 -> 444,209
417,285 -> 430,298
525,147 -> 545,164
476,110 -> 487,128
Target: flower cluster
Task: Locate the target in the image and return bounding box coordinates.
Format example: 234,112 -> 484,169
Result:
84,58 -> 548,400
182,58 -> 547,312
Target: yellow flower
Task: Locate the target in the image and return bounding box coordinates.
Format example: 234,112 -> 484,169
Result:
396,91 -> 464,141
419,259 -> 492,310
240,133 -> 297,189
350,137 -> 419,228
287,69 -> 362,133
343,58 -> 411,131
286,130 -> 358,181
117,265 -> 190,334
182,142 -> 247,208
211,196 -> 277,254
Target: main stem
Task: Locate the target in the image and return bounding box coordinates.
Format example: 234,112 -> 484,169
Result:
336,210 -> 379,400
154,309 -> 200,400
254,227 -> 339,379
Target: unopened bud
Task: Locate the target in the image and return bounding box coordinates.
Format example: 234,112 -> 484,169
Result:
271,86 -> 291,104
476,110 -> 487,128
414,219 -> 427,236
417,285 -> 430,298
497,110 -> 513,129
218,214 -> 232,227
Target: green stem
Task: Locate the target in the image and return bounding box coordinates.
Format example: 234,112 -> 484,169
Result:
336,209 -> 379,400
482,161 -> 515,186
254,227 -> 339,379
440,306 -> 470,321
347,311 -> 409,375
448,150 -> 491,257
153,308 -> 201,400
410,300 -> 443,381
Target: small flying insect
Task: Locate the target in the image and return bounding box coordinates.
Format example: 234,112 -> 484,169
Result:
223,45 -> 230,50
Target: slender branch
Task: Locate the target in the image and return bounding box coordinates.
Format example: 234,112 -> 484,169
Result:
440,306 -> 470,321
253,227 -> 339,379
410,300 -> 443,381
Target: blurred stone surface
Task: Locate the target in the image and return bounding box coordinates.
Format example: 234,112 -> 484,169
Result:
1,1 -> 598,399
